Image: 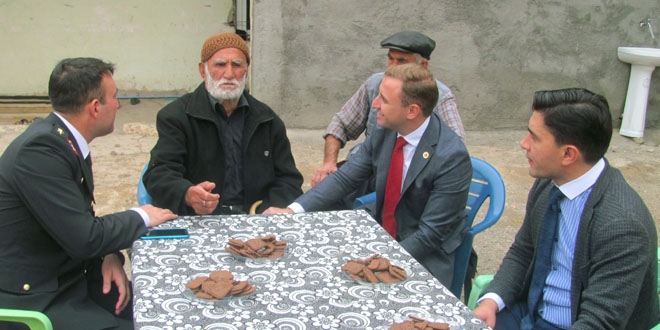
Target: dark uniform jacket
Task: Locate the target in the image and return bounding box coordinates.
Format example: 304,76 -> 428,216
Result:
0,113 -> 147,329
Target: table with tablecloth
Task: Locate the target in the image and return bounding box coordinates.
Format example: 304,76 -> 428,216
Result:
131,210 -> 489,330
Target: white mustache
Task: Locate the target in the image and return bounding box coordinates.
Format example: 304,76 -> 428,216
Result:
213,78 -> 240,88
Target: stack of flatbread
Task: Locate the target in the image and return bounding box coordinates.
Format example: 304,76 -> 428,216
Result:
389,316 -> 450,330
342,254 -> 407,284
225,235 -> 287,258
186,270 -> 256,300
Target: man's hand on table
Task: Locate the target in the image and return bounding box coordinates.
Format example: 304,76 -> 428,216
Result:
262,207 -> 294,214
140,204 -> 178,227
185,181 -> 220,215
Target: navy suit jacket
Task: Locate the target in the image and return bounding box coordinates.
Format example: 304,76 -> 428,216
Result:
297,114 -> 472,287
0,113 -> 148,330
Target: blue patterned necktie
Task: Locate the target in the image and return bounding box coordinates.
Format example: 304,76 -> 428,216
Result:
527,186 -> 564,324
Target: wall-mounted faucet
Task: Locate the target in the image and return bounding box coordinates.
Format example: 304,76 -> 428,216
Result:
640,18 -> 656,42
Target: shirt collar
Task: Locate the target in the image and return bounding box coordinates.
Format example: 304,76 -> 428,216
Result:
556,158 -> 605,200
207,92 -> 249,113
398,116 -> 430,147
53,112 -> 90,158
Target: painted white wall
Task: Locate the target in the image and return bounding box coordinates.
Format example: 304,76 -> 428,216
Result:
0,0 -> 233,96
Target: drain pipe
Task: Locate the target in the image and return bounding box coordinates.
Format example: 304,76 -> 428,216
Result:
0,95 -> 181,104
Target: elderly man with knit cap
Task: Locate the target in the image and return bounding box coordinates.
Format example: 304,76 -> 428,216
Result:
144,32 -> 303,215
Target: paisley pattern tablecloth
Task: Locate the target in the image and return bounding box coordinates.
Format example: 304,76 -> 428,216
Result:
131,210 -> 490,330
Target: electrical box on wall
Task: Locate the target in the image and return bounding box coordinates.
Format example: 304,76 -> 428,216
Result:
234,0 -> 250,40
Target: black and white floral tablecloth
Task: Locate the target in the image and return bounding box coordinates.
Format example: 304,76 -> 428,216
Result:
131,210 -> 489,330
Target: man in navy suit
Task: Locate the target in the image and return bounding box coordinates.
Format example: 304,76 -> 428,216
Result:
0,58 -> 178,330
264,63 -> 472,288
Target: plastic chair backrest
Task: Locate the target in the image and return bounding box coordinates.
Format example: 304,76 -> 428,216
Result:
449,157 -> 506,298
0,308 -> 53,330
137,162 -> 152,206
466,274 -> 494,309
353,191 -> 376,209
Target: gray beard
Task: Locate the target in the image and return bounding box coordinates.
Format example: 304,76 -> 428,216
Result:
206,80 -> 244,101
204,66 -> 246,102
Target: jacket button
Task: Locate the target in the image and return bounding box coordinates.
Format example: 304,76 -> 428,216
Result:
22,284 -> 30,291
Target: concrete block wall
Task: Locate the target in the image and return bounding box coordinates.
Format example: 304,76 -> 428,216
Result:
250,0 -> 660,131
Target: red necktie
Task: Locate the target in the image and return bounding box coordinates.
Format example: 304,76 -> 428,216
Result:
382,137 -> 407,239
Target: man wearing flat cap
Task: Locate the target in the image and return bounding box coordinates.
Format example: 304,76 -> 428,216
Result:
144,32 -> 304,215
312,31 -> 465,189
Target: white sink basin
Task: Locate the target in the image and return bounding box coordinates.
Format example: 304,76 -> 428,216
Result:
618,47 -> 660,139
618,47 -> 660,67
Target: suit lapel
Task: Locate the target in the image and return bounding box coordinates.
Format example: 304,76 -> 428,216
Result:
48,114 -> 95,201
401,115 -> 440,193
79,153 -> 95,197
374,117 -> 440,216
375,132 -> 397,210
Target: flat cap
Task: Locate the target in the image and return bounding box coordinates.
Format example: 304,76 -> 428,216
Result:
380,31 -> 436,60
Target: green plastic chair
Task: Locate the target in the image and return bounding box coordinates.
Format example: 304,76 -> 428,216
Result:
468,246 -> 660,329
0,308 -> 53,330
466,274 -> 494,309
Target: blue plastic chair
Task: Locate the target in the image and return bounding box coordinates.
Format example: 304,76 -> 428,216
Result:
451,157 -> 506,298
353,191 -> 376,209
0,308 -> 53,330
353,157 -> 506,299
137,162 -> 152,206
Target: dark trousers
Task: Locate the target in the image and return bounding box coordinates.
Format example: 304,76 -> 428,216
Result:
0,280 -> 133,330
86,265 -> 134,330
0,284 -> 132,330
495,301 -> 565,330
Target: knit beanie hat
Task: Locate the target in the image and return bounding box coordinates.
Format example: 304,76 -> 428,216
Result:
201,32 -> 250,64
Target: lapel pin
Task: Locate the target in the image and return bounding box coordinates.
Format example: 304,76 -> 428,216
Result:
264,151 -> 269,157
422,151 -> 429,159
57,128 -> 64,135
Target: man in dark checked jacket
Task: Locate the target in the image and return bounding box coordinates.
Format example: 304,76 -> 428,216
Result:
473,88 -> 659,330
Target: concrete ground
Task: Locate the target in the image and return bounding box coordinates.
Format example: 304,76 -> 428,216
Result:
1,98 -> 659,281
